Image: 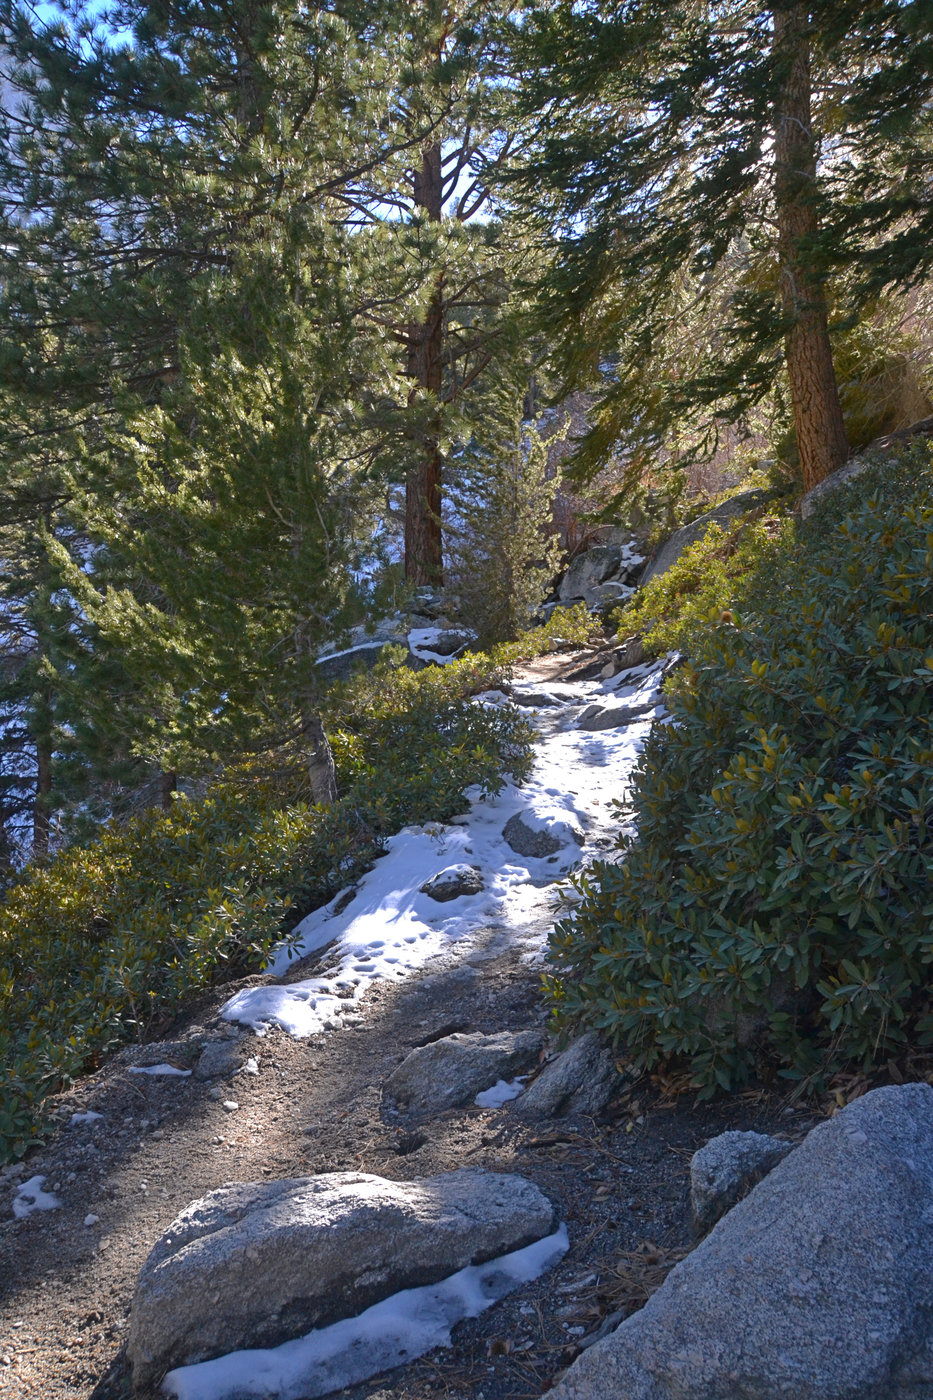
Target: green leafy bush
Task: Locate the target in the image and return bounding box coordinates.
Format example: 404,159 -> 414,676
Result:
547,446 -> 933,1095
0,651 -> 533,1161
615,512 -> 790,656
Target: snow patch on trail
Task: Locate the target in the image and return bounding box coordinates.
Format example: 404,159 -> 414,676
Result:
475,1078 -> 526,1108
162,1225 -> 569,1400
222,658 -> 673,1039
12,1175 -> 60,1220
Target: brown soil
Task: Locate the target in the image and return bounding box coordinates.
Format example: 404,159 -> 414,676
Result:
0,649 -> 822,1400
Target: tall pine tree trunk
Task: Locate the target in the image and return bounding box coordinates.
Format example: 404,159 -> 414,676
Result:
304,711 -> 337,806
773,4 -> 849,492
405,142 -> 445,586
33,726 -> 52,861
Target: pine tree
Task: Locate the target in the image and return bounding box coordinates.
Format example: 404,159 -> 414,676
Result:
0,0 -> 407,817
339,0 -> 529,584
446,416 -> 560,645
502,0 -> 933,493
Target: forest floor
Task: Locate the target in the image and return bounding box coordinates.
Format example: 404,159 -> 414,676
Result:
0,647 -> 822,1400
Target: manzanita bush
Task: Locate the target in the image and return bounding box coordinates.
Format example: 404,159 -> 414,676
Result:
0,648 -> 536,1161
547,446 -> 933,1094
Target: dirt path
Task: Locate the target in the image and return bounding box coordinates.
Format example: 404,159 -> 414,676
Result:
0,649 -> 820,1400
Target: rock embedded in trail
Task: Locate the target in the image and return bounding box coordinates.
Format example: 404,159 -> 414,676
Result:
382,1030 -> 545,1117
419,865 -> 485,903
690,1129 -> 792,1234
548,1083 -> 933,1400
577,699 -> 660,732
127,1167 -> 556,1393
193,1040 -> 243,1082
503,812 -> 584,859
512,1032 -> 622,1120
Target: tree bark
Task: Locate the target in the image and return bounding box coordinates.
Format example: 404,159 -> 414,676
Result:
305,711 -> 338,806
405,141 -> 445,586
773,3 -> 849,492
33,726 -> 52,861
160,770 -> 177,811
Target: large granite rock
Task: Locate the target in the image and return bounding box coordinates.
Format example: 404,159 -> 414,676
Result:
690,1129 -> 792,1234
127,1168 -> 555,1392
383,1031 -> 545,1117
513,1032 -> 621,1119
549,1084 -> 933,1400
640,489 -> 773,587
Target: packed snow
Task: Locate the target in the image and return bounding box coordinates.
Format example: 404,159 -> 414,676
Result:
129,1065 -> 193,1077
12,1175 -> 60,1220
222,657 -> 673,1039
475,1077 -> 526,1108
162,1225 -> 569,1400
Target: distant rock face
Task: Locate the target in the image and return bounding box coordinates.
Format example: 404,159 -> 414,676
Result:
513,1032 -> 621,1119
383,1031 -> 545,1117
548,1083 -> 933,1400
502,812 -> 584,859
690,1130 -> 792,1234
127,1168 -> 556,1393
640,489 -> 773,588
419,865 -> 485,903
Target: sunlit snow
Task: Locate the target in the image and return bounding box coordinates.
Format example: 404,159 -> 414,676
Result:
222,658 -> 673,1039
162,1225 -> 569,1400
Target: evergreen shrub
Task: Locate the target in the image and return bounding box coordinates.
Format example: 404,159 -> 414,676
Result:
615,512 -> 790,656
0,652 -> 533,1161
547,446 -> 933,1094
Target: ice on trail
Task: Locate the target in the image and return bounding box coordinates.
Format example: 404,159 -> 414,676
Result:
162,1225 -> 569,1400
222,658 -> 672,1039
475,1078 -> 526,1108
12,1175 -> 60,1220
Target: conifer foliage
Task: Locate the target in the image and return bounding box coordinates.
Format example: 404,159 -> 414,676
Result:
503,0 -> 933,491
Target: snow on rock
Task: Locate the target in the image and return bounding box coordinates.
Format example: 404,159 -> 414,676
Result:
162,1226 -> 569,1400
127,1168 -> 556,1392
70,1110 -> 103,1125
419,864 -> 485,903
475,1078 -> 526,1109
407,627 -> 476,664
12,1175 -> 60,1220
222,658 -> 671,1040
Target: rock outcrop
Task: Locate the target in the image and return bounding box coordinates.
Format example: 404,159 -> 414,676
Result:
558,541 -> 645,611
548,1084 -> 933,1400
127,1168 -> 556,1392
